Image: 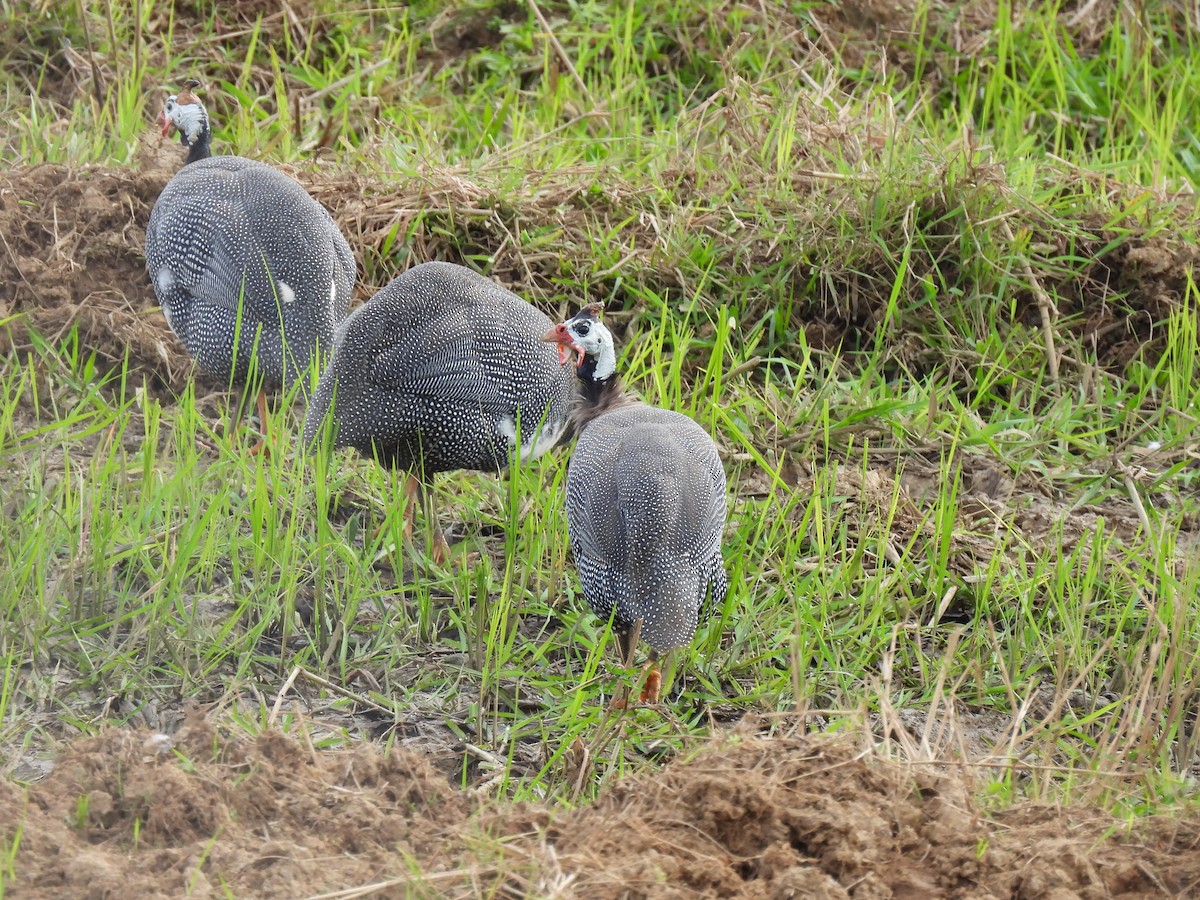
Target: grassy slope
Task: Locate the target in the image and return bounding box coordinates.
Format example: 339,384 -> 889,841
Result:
1,0 -> 1199,819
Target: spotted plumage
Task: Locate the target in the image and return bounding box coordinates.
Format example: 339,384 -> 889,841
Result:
145,81 -> 355,390
303,261 -> 573,559
545,305 -> 727,698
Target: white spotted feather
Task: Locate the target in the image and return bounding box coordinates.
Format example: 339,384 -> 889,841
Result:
145,89 -> 354,388
303,261 -> 573,474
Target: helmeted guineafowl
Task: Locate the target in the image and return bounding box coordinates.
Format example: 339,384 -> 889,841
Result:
543,303 -> 727,704
302,261 -> 574,562
145,80 -> 355,445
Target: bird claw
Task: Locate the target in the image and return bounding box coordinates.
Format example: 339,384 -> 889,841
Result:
606,664 -> 661,710
638,666 -> 662,705
430,534 -> 449,566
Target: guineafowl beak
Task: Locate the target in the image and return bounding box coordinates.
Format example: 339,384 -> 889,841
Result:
542,323 -> 583,368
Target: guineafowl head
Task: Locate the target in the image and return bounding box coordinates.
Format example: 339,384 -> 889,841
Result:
158,80 -> 211,163
543,303 -> 616,382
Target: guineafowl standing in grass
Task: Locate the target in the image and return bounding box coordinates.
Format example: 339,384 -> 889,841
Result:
145,80 -> 355,447
543,303 -> 727,704
303,261 -> 574,562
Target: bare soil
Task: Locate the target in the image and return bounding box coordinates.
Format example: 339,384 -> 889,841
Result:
1,713 -> 1198,898
0,154 -> 186,389
2,145 -> 1197,400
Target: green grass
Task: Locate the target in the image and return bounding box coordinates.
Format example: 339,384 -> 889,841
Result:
2,0 -> 1200,831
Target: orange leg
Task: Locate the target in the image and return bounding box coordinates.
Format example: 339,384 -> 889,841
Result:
423,480 -> 451,564
638,662 -> 662,705
607,668 -> 660,709
401,474 -> 418,541
403,474 -> 451,564
248,388 -> 269,456
370,473 -> 417,547
609,655 -> 662,709
608,686 -> 633,711
430,528 -> 451,565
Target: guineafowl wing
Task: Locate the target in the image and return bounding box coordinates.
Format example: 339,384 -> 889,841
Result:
194,231 -> 280,321
369,331 -> 510,410
147,195 -> 256,314
666,416 -> 728,620
566,427 -> 629,627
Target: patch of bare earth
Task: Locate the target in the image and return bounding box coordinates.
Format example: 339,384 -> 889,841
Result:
0,155 -> 185,388
2,715 -> 1198,898
3,157 -> 1197,395
2,714 -> 468,898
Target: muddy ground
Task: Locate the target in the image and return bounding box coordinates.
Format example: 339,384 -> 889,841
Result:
2,713 -> 1199,898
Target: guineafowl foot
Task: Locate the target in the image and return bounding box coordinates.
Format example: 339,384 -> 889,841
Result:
606,663 -> 660,709
246,389 -> 270,456
638,664 -> 661,705
430,528 -> 451,565
608,687 -> 633,711
425,528 -> 483,565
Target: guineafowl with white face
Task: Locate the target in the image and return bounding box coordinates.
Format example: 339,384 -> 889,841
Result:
145,80 -> 355,442
303,261 -> 574,562
543,304 -> 727,704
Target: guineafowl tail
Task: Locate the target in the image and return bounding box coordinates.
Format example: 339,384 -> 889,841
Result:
627,559 -> 704,653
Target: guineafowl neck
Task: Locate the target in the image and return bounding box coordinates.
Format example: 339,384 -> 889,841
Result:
572,368 -> 634,429
577,351 -> 621,398
184,133 -> 213,164
580,372 -> 619,408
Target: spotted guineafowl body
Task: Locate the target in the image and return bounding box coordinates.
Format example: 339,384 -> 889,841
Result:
567,405 -> 728,652
145,83 -> 354,389
545,304 -> 727,699
303,259 -> 573,476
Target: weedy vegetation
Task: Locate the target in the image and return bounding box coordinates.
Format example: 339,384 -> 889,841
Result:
1,0 -> 1199,864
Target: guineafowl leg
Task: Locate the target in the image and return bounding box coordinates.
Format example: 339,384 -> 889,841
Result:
608,621 -> 645,709
638,660 -> 662,705
401,474 -> 419,541
422,479 -> 451,565
406,475 -> 450,564
431,531 -> 450,564
247,388 -> 269,456
616,620 -> 641,669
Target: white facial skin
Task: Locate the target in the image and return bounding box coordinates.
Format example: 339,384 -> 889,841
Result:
160,96 -> 208,145
562,315 -> 616,380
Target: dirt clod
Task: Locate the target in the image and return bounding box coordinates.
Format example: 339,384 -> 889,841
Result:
3,719 -> 1199,897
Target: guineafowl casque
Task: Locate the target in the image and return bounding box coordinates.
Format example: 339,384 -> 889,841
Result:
145,80 -> 355,446
543,303 -> 727,704
302,261 -> 574,562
